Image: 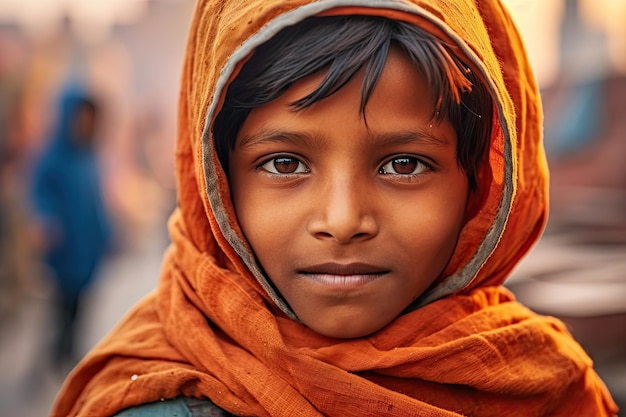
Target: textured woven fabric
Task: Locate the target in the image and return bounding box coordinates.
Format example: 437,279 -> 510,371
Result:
51,1 -> 618,416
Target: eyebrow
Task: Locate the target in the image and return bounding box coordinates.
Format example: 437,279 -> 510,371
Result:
237,127 -> 451,150
365,130 -> 451,149
237,128 -> 323,149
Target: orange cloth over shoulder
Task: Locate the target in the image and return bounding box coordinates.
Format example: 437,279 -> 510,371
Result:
51,0 -> 618,416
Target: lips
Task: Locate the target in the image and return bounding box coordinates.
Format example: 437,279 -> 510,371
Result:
297,262 -> 390,288
299,262 -> 389,275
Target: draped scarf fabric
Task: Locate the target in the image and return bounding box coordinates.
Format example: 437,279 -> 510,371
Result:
51,0 -> 618,416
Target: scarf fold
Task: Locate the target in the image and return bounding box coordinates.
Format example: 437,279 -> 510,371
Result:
52,211 -> 617,416
50,0 -> 618,415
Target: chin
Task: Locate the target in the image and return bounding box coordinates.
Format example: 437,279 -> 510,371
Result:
305,318 -> 389,340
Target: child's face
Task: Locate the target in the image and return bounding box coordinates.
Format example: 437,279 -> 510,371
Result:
229,46 -> 468,339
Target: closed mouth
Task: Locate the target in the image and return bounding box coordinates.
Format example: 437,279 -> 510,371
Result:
298,262 -> 389,287
298,262 -> 389,276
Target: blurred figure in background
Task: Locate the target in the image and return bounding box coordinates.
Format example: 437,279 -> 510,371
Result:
29,84 -> 113,374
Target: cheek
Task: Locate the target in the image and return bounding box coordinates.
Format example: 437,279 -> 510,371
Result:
232,184 -> 299,264
404,182 -> 468,266
438,185 -> 470,259
233,187 -> 266,241
404,213 -> 462,263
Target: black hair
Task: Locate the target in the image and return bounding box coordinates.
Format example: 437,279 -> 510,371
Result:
214,15 -> 492,190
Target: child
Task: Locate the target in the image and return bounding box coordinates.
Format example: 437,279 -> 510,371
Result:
30,85 -> 113,374
51,0 -> 618,416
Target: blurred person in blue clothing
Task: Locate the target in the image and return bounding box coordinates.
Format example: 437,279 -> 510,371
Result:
30,85 -> 113,373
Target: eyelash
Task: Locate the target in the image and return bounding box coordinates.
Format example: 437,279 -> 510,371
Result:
257,155 -> 310,175
378,156 -> 432,177
256,155 -> 433,179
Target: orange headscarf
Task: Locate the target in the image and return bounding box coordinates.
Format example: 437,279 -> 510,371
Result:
51,0 -> 618,416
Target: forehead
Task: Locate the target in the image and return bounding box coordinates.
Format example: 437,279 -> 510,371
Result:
236,45 -> 454,148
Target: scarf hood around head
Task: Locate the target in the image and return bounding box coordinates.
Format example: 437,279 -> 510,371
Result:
51,1 -> 618,416
181,0 -> 540,311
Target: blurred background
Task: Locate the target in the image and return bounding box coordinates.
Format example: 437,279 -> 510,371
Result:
0,0 -> 624,415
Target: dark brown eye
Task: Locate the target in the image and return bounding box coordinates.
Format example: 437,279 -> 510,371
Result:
261,157 -> 309,174
379,157 -> 426,175
391,158 -> 417,174
274,157 -> 299,173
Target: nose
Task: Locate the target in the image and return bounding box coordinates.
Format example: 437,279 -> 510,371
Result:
307,176 -> 379,244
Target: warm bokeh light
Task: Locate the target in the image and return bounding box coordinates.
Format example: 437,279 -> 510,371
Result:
503,0 -> 626,86
579,0 -> 626,72
502,0 -> 564,87
0,0 -> 149,42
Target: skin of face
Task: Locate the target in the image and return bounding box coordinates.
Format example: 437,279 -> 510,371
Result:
229,46 -> 469,339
